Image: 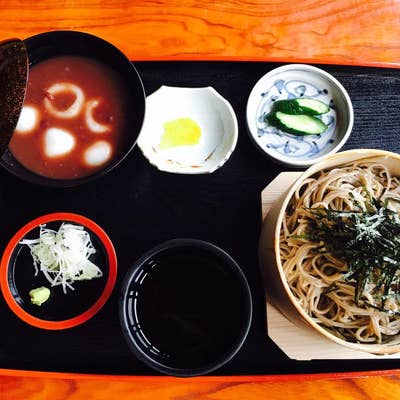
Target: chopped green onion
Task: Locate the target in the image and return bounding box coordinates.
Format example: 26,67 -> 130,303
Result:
21,223 -> 102,294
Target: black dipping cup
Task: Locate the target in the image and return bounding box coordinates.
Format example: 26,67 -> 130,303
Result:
119,239 -> 252,377
0,30 -> 145,187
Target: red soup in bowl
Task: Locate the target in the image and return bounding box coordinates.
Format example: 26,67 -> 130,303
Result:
9,55 -> 130,180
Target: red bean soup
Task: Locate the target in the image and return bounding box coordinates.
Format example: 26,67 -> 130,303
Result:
9,55 -> 130,179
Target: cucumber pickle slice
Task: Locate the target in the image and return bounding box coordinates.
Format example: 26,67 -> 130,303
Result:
266,111 -> 328,136
272,98 -> 329,115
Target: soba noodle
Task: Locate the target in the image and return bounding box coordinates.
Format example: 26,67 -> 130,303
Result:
281,161 -> 400,343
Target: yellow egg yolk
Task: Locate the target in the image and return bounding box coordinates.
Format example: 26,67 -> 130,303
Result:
159,118 -> 201,149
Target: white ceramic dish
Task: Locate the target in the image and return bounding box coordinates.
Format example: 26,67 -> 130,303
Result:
246,64 -> 354,168
137,86 -> 238,174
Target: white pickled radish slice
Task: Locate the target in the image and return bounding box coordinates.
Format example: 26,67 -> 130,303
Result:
15,106 -> 39,133
85,99 -> 111,133
44,82 -> 85,119
45,128 -> 76,158
84,141 -> 112,166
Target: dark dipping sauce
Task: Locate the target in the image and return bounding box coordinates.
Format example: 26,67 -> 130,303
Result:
9,55 -> 129,179
129,246 -> 248,370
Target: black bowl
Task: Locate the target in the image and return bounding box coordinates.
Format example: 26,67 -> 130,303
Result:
0,30 -> 145,187
119,239 -> 252,377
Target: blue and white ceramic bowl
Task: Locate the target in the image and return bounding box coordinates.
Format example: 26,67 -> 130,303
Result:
246,64 -> 353,167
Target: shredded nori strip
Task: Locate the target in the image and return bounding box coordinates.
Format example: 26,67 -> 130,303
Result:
303,194 -> 400,312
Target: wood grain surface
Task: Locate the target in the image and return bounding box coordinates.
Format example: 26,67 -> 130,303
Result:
0,0 -> 399,66
4,370 -> 400,399
1,370 -> 400,400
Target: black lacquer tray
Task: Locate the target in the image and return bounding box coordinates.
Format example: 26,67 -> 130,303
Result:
0,62 -> 399,375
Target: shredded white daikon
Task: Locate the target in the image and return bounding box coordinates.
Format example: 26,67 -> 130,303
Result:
20,223 -> 103,294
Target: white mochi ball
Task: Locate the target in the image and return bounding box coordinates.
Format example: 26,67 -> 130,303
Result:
84,141 -> 112,166
44,128 -> 76,158
15,106 -> 39,134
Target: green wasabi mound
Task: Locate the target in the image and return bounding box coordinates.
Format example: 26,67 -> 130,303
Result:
29,286 -> 51,306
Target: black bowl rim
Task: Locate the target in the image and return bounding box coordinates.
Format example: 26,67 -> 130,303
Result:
119,238 -> 253,377
0,30 -> 146,188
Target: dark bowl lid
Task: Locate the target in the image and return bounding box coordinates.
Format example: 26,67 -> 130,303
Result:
0,38 -> 28,156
